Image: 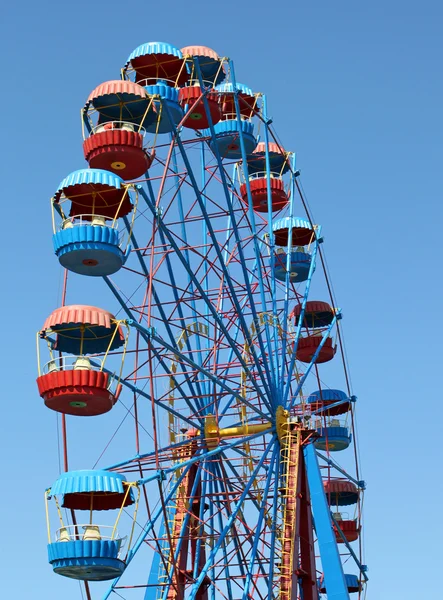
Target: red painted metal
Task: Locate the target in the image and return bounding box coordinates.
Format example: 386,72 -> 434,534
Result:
296,337 -> 336,364
308,398 -> 350,416
131,55 -> 189,86
273,223 -> 314,247
166,441 -> 209,600
86,80 -> 148,105
298,453 -> 319,600
180,46 -> 219,60
324,479 -> 359,504
83,129 -> 154,180
62,487 -> 134,511
334,519 -> 360,543
279,436 -> 302,600
37,370 -> 119,416
63,181 -> 133,219
219,90 -> 257,119
42,304 -> 119,333
292,301 -> 334,327
178,86 -> 221,129
239,177 -> 288,212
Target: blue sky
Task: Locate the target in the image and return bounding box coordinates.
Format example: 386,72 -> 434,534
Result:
1,0 -> 442,597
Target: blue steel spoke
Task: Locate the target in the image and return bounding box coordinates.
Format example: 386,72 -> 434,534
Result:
214,457 -> 271,587
190,66 -> 277,404
160,94 -> 276,405
262,94 -> 281,388
136,430 -> 274,486
123,215 -> 206,412
278,155 -> 297,398
103,276 -> 204,418
137,185 -> 274,411
266,442 -> 281,600
103,460 -> 196,599
187,438 -> 275,600
330,514 -> 369,583
315,452 -> 365,488
282,233 -> 322,405
286,314 -> 339,410
192,459 -> 210,581
104,435 -> 204,471
89,356 -> 200,432
129,319 -> 271,420
159,461 -> 203,600
241,442 -> 279,600
205,461 -> 234,600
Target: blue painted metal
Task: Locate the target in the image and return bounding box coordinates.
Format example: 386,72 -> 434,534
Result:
316,453 -> 364,491
226,60 -> 279,401
126,42 -> 183,65
163,70 -> 277,402
187,438 -> 275,600
130,319 -> 270,420
272,215 -> 312,236
125,189 -> 207,414
144,519 -> 165,600
247,146 -> 290,175
187,51 -> 225,84
137,429 -> 274,487
215,82 -> 253,96
286,276 -> 336,411
319,574 -> 361,594
272,250 -> 312,282
303,443 -> 350,600
143,82 -> 183,133
53,225 -> 128,276
50,469 -> 130,498
48,540 -> 125,581
90,92 -> 153,125
278,153 -> 297,400
330,514 -> 369,582
266,447 -> 281,599
56,168 -> 124,197
308,389 -> 349,404
213,459 -> 267,584
103,461 -> 196,599
262,94 -> 281,388
242,443 -> 279,600
159,460 -> 203,600
136,164 -> 275,409
205,119 -> 257,159
102,275 -> 204,415
314,425 -> 352,451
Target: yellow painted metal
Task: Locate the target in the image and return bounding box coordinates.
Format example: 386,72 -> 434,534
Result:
278,427 -> 302,600
204,414 -> 271,448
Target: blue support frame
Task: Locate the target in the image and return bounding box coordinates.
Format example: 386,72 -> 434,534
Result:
303,443 -> 350,600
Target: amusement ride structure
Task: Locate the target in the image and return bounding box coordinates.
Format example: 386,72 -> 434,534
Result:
37,42 -> 367,600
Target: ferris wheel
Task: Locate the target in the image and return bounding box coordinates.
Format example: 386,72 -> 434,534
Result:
37,41 -> 368,600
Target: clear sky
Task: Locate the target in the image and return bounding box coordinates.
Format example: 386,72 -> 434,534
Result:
1,0 -> 442,598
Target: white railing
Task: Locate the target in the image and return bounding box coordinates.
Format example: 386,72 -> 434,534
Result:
136,77 -> 178,88
60,214 -> 119,230
220,112 -> 252,121
91,121 -> 146,136
59,214 -> 124,244
274,247 -> 310,255
312,418 -> 348,430
248,171 -> 282,180
330,511 -> 351,521
55,524 -> 126,554
182,79 -> 217,90
43,354 -> 108,375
